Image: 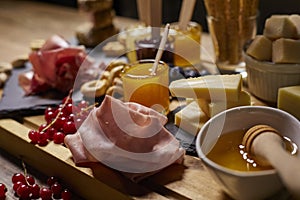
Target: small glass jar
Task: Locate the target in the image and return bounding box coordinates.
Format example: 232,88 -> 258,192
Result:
135,35 -> 174,65
122,59 -> 170,115
170,21 -> 202,67
122,24 -> 150,63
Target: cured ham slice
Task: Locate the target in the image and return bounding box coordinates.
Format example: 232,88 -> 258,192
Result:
65,95 -> 185,182
19,35 -> 97,95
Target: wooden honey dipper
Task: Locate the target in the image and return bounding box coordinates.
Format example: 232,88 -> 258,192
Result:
242,125 -> 300,199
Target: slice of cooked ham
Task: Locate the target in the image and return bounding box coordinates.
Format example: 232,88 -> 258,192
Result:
65,95 -> 185,182
19,35 -> 97,95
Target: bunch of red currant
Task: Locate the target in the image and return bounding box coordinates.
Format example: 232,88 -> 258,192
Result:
28,93 -> 94,146
11,173 -> 71,200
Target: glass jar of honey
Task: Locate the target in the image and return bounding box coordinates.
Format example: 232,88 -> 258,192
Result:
122,59 -> 170,115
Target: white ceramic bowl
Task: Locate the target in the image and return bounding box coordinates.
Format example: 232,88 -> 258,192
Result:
196,106 -> 300,200
245,53 -> 300,104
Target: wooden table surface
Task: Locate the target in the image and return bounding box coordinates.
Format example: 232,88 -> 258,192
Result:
0,1 -> 271,200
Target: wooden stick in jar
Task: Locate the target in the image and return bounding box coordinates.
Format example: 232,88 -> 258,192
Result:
136,0 -> 150,25
178,0 -> 196,30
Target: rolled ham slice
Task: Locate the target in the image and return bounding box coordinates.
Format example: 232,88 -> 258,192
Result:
65,95 -> 185,182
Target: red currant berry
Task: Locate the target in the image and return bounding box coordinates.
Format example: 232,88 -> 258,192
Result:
63,121 -> 76,134
47,176 -> 58,187
28,130 -> 39,144
0,183 -> 7,198
38,123 -> 48,132
46,127 -> 57,140
45,110 -> 56,123
62,96 -> 72,104
54,107 -> 64,117
78,100 -> 89,109
30,183 -> 40,199
16,184 -> 30,199
26,175 -> 35,185
64,103 -> 73,115
74,117 -> 84,127
13,181 -> 23,192
51,182 -> 62,197
53,132 -> 65,144
68,113 -> 75,121
37,131 -> 49,147
54,116 -> 67,131
45,106 -> 53,115
61,189 -> 72,200
39,187 -> 52,200
12,173 -> 26,184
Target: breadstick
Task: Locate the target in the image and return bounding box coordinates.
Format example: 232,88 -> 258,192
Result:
205,0 -> 228,63
240,0 -> 259,53
227,0 -> 241,64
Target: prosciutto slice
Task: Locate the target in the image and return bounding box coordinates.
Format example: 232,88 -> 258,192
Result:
19,35 -> 97,95
65,95 -> 185,182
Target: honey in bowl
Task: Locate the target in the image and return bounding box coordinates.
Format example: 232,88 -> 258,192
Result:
122,60 -> 170,115
207,129 -> 298,172
206,129 -> 273,171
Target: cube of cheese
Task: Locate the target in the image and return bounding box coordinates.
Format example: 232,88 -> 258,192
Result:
246,35 -> 272,61
272,38 -> 300,64
263,15 -> 298,40
278,86 -> 300,120
169,74 -> 242,101
174,101 -> 209,136
289,15 -> 300,38
197,91 -> 251,118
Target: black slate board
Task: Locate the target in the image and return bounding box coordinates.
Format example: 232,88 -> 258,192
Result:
0,62 -> 82,120
166,105 -> 197,156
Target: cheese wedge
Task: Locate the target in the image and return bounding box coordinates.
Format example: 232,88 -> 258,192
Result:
278,86 -> 300,120
174,101 -> 209,136
197,91 -> 251,118
169,74 -> 242,101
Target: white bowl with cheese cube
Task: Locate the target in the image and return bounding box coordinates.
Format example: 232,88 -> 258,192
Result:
196,106 -> 300,200
245,15 -> 300,104
245,52 -> 300,104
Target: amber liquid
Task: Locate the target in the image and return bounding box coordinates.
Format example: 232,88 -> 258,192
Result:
207,130 -> 273,172
122,62 -> 170,115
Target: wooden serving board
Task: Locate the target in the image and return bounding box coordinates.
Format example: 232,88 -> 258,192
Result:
0,115 -> 230,200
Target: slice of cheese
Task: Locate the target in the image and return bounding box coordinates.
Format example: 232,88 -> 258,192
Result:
169,74 -> 242,101
278,85 -> 300,120
246,35 -> 272,61
197,91 -> 251,118
263,15 -> 298,40
272,38 -> 300,64
174,101 -> 209,136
